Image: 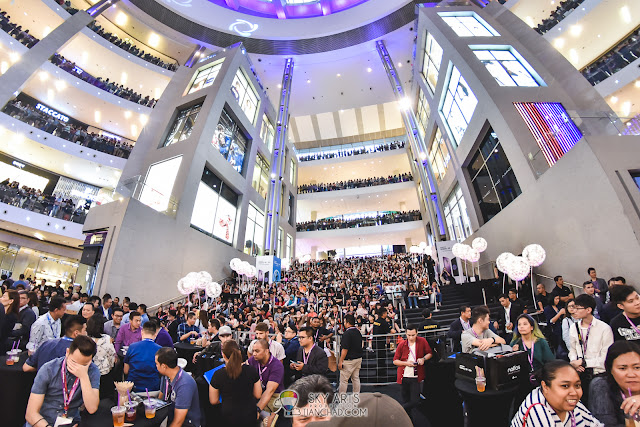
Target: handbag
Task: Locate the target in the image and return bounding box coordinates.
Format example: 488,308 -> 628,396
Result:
522,402 -> 545,427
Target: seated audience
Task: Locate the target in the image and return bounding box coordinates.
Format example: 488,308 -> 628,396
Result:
156,347 -> 202,427
124,320 -> 161,392
447,306 -> 472,352
461,306 -> 506,353
103,306 -> 123,340
247,338 -> 284,425
114,310 -> 142,354
27,296 -> 66,353
24,315 -> 86,372
178,312 -> 201,342
610,285 -> 640,342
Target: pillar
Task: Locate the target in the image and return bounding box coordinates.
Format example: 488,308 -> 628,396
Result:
310,210 -> 318,221
405,238 -> 412,251
311,246 -> 318,260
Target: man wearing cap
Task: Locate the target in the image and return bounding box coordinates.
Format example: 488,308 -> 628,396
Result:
192,325 -> 232,369
393,324 -> 433,422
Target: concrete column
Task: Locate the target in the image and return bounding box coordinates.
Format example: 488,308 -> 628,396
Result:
405,238 -> 412,251
311,245 -> 318,260
0,11 -> 94,107
310,210 -> 318,221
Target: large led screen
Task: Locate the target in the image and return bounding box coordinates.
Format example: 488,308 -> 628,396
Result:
212,109 -> 248,174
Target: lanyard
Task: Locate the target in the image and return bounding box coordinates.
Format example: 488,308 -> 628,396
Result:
461,319 -> 470,330
522,339 -> 535,370
165,369 -> 183,401
303,344 -> 315,365
61,359 -> 80,416
624,314 -> 640,337
576,321 -> 593,357
258,356 -> 273,388
47,313 -> 57,337
469,328 -> 480,339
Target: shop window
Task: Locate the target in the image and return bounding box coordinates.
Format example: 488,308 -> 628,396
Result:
288,192 -> 295,226
261,114 -> 275,152
187,60 -> 224,95
472,47 -> 542,87
428,127 -> 451,183
212,109 -> 249,174
467,128 -> 522,223
286,234 -> 293,260
252,152 -> 270,199
289,158 -> 296,185
438,12 -> 500,37
632,172 -> 640,191
231,68 -> 259,124
416,87 -> 431,138
440,65 -> 477,147
190,168 -> 239,244
139,156 -> 182,213
163,103 -> 203,147
422,32 -> 443,93
244,204 -> 265,256
444,185 -> 472,242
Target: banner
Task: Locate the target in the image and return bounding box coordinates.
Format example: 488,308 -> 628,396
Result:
435,240 -> 464,284
256,256 -> 281,284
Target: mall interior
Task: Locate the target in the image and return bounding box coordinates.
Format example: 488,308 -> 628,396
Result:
0,0 -> 640,425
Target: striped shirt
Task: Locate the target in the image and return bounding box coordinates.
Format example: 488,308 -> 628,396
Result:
511,388 -> 603,427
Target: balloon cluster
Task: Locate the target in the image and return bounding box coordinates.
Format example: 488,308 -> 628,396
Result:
496,244 -> 546,281
230,258 -> 257,278
177,271 -> 221,299
409,241 -> 433,256
451,237 -> 488,263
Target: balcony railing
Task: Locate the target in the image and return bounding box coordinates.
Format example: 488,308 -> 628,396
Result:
582,28 -> 640,86
0,183 -> 88,224
298,174 -> 413,194
297,210 -> 422,232
297,139 -> 406,162
534,0 -> 587,35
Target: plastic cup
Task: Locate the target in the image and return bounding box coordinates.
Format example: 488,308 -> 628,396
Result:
189,337 -> 196,345
5,351 -> 15,366
125,401 -> 138,422
144,401 -> 156,419
12,349 -> 22,363
476,377 -> 486,393
111,406 -> 126,427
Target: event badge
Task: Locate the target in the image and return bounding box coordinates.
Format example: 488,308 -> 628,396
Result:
54,416 -> 73,427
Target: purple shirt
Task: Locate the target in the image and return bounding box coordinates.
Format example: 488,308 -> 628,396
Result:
247,355 -> 284,393
114,324 -> 142,353
155,328 -> 174,347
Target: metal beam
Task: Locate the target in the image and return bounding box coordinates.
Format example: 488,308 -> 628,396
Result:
264,58 -> 294,255
274,0 -> 288,19
375,40 -> 447,241
87,0 -> 120,17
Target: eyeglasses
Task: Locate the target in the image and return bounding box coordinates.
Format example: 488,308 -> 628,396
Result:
574,306 -> 587,311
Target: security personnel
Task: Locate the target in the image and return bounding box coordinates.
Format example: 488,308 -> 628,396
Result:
419,308 -> 439,333
372,308 -> 393,379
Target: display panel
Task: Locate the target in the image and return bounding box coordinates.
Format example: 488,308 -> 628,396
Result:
438,12 -> 499,37
260,115 -> 275,152
428,127 -> 451,183
444,185 -> 472,242
190,168 -> 238,244
422,32 -> 443,93
416,87 -> 431,138
473,48 -> 541,87
187,60 -> 224,95
190,182 -> 219,235
440,65 -> 478,146
139,156 -> 182,212
252,153 -> 270,199
244,204 -> 265,256
467,128 -> 521,222
164,104 -> 202,147
514,102 -> 583,167
212,109 -> 248,174
231,69 -> 259,124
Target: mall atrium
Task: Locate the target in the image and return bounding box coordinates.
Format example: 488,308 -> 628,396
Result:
0,0 -> 636,304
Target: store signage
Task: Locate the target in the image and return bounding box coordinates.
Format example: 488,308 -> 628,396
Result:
83,231 -> 107,247
35,103 -> 69,123
100,131 -> 122,141
12,161 -> 25,169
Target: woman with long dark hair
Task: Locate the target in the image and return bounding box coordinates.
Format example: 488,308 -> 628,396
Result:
209,340 -> 262,427
0,289 -> 20,351
589,341 -> 640,426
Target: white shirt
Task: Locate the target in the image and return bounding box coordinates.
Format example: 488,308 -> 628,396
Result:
26,312 -> 61,352
248,339 -> 286,361
504,304 -> 512,331
403,342 -> 417,378
568,317 -> 613,374
511,387 -> 602,427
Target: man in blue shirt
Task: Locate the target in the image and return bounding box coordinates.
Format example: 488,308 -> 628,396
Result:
124,320 -> 161,392
24,315 -> 86,372
177,313 -> 200,342
156,347 -> 201,427
24,335 -> 100,427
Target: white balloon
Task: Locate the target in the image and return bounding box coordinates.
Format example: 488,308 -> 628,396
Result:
246,265 -> 256,278
467,248 -> 480,263
409,245 -> 420,254
205,282 -> 222,299
177,275 -> 196,295
472,237 -> 488,253
452,243 -> 463,258
496,252 -> 514,273
460,245 -> 473,261
522,244 -> 546,267
419,242 -> 427,249
230,258 -> 242,271
507,256 -> 530,281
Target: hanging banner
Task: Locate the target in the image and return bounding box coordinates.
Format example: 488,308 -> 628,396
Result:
435,240 -> 464,284
256,256 -> 281,284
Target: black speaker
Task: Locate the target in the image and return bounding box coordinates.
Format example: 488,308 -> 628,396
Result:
80,246 -> 101,267
392,245 -> 406,254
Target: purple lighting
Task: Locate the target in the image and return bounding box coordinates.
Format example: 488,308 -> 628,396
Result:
209,0 -> 369,19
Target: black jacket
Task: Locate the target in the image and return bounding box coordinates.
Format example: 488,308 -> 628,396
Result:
447,318 -> 466,352
295,345 -> 328,377
496,303 -> 523,330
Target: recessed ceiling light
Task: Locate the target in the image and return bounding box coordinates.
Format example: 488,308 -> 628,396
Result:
306,79 -> 310,83
367,68 -> 372,73
336,73 -> 341,77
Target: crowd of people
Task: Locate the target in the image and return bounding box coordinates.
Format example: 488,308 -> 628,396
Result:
582,28 -> 640,86
0,10 -> 39,48
298,173 -> 413,194
534,0 -> 586,35
50,54 -> 158,108
3,99 -> 134,158
296,210 -> 422,232
87,21 -> 179,71
0,180 -> 90,223
297,140 -> 406,162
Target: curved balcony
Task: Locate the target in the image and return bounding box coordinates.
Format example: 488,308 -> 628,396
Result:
297,210 -> 422,232
298,174 -> 413,194
297,139 -> 406,163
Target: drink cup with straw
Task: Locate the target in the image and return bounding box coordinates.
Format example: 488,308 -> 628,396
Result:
145,388 -> 155,419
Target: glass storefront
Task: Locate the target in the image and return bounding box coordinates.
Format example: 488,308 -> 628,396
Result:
0,242 -> 79,288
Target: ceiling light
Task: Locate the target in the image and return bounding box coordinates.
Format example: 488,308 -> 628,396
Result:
336,73 -> 341,77
524,16 -> 535,27
55,80 -> 66,91
42,26 -> 51,38
568,48 -> 578,64
610,96 -> 618,104
553,38 -> 565,49
621,101 -> 631,117
131,124 -> 138,135
115,12 -> 128,26
397,62 -> 402,68
635,81 -> 640,88
399,97 -> 412,111
0,62 -> 7,74
620,6 -> 631,24
47,89 -> 54,102
38,71 -> 49,82
569,25 -> 582,37
367,67 -> 372,73
34,233 -> 44,240
139,114 -> 149,125
9,52 -> 20,63
121,71 -> 128,85
419,152 -> 427,160
148,33 -> 160,48
95,110 -> 101,122
306,79 -> 310,83
124,110 -> 132,119
154,88 -> 162,99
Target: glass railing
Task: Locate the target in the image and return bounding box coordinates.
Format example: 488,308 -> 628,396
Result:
97,175 -> 179,218
297,210 -> 422,231
0,183 -> 88,224
2,99 -> 134,159
534,0 -> 587,35
582,29 -> 640,86
0,9 -> 39,48
298,174 -> 413,194
296,137 -> 406,162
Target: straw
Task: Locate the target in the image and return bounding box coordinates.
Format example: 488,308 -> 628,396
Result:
146,388 -> 150,403
629,387 -> 633,398
16,339 -> 20,350
127,390 -> 131,403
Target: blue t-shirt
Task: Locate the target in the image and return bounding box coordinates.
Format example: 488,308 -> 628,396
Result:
26,337 -> 73,370
160,368 -> 201,426
28,357 -> 100,426
124,338 -> 161,392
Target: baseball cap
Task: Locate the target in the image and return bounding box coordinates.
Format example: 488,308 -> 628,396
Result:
218,326 -> 232,335
308,392 -> 412,427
